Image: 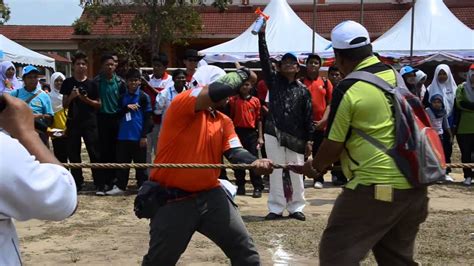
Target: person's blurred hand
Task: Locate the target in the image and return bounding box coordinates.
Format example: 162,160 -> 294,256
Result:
251,158 -> 273,175
0,94 -> 35,139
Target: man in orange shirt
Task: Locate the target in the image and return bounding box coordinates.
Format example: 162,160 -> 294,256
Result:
142,69 -> 273,265
303,54 -> 333,189
228,80 -> 265,198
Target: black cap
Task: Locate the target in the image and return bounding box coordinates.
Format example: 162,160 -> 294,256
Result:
184,49 -> 205,60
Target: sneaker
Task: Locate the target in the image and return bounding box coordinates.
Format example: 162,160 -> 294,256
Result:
289,212 -> 306,221
444,175 -> 454,182
106,185 -> 126,196
237,186 -> 246,196
264,212 -> 283,220
463,177 -> 472,186
95,190 -> 106,196
252,188 -> 262,198
313,181 -> 323,189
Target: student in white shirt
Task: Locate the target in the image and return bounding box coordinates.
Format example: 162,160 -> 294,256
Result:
155,69 -> 187,118
0,94 -> 77,265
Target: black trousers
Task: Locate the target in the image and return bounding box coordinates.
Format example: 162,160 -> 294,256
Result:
456,133 -> 474,179
312,130 -> 346,183
52,137 -> 69,163
116,140 -> 147,190
38,131 -> 49,147
312,130 -> 325,183
142,187 -> 260,265
442,131 -> 453,174
67,124 -> 101,190
234,128 -> 264,190
98,113 -> 120,187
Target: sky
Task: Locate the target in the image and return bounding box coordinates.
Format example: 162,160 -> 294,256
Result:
5,0 -> 84,25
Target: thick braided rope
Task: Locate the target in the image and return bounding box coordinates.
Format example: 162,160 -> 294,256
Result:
62,163 -> 474,169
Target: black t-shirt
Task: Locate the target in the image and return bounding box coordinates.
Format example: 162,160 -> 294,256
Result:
60,77 -> 99,127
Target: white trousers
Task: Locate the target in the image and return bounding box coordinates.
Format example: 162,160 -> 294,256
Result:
265,134 -> 306,214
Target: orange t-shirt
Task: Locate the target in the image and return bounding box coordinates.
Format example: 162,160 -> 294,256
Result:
304,77 -> 333,121
228,95 -> 261,129
150,89 -> 242,192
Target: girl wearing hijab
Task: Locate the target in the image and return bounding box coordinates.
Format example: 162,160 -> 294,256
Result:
455,64 -> 474,186
414,70 -> 427,100
48,72 -> 68,163
0,61 -> 21,93
425,64 -> 458,179
425,94 -> 453,182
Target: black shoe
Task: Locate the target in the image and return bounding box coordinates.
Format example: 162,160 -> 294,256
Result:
237,186 -> 246,195
252,189 -> 262,198
289,212 -> 306,221
265,212 -> 283,220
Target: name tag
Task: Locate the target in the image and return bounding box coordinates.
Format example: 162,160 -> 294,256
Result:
375,185 -> 393,202
125,112 -> 132,121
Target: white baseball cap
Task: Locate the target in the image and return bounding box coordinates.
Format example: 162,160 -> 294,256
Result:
190,65 -> 226,89
329,20 -> 371,50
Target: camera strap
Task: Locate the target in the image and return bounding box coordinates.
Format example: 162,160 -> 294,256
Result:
25,90 -> 42,104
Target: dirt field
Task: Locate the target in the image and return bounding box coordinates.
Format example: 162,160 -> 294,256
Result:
16,170 -> 473,266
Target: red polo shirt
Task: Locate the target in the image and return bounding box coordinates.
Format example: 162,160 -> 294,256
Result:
256,80 -> 268,102
228,95 -> 261,129
304,77 -> 333,121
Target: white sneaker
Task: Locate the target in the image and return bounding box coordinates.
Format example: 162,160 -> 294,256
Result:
314,181 -> 323,189
95,190 -> 106,196
463,177 -> 472,186
106,185 -> 126,196
444,175 -> 454,182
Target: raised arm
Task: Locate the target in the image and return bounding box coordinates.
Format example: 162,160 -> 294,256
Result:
258,30 -> 276,90
195,70 -> 257,112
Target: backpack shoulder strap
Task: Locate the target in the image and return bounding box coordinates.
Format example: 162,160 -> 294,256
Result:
345,71 -> 395,94
352,128 -> 389,154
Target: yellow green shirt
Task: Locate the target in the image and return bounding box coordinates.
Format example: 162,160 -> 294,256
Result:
326,56 -> 411,190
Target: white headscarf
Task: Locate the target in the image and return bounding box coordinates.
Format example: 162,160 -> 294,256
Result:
427,64 -> 457,116
415,70 -> 427,100
49,72 -> 66,113
0,61 -> 21,93
464,69 -> 474,103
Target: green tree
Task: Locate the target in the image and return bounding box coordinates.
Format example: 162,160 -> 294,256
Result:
76,0 -> 233,60
0,0 -> 10,25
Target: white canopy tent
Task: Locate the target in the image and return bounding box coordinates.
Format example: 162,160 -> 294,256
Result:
0,34 -> 55,69
200,0 -> 331,63
372,0 -> 474,61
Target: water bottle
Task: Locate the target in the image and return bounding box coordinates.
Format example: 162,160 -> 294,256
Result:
251,7 -> 269,35
251,16 -> 266,35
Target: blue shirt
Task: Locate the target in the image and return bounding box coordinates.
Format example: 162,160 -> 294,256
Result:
118,89 -> 152,141
10,87 -> 54,116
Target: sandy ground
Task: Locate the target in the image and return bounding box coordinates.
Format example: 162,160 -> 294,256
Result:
16,170 -> 473,266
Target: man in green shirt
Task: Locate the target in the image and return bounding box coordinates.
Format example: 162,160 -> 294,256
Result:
297,21 -> 429,265
94,53 -> 127,195
455,64 -> 474,186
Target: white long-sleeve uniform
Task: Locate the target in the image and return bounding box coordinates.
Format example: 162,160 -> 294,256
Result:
0,132 -> 77,265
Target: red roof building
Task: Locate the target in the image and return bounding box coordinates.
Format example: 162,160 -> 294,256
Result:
76,2 -> 474,40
